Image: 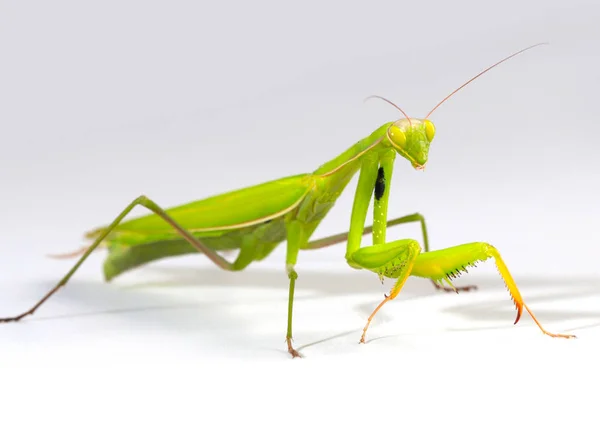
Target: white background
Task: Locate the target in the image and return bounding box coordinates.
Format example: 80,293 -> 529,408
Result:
1,1 -> 599,427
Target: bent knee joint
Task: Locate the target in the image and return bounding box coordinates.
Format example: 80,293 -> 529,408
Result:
286,264 -> 298,279
347,239 -> 421,275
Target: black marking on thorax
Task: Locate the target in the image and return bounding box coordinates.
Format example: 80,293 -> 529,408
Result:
374,167 -> 385,201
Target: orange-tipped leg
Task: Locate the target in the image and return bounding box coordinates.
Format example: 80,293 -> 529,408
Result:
524,303 -> 576,339
360,295 -> 392,343
412,242 -> 575,339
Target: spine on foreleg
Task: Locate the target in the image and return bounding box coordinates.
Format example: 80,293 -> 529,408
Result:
411,242 -> 524,322
411,242 -> 491,281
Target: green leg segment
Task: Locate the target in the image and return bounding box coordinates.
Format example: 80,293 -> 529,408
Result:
304,213 -> 477,293
340,151 -> 427,343
347,238 -> 422,343
409,242 -> 575,339
284,220 -> 305,358
356,240 -> 576,343
339,149 -> 563,345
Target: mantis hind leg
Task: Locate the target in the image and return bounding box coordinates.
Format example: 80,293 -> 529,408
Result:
411,242 -> 576,339
303,212 -> 477,293
0,195 -> 257,323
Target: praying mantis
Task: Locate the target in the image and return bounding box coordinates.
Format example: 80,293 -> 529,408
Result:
0,43 -> 576,358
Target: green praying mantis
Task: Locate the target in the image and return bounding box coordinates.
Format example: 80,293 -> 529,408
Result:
0,43 -> 576,357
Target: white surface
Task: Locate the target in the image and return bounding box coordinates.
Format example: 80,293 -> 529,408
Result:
1,257 -> 599,426
1,1 -> 600,426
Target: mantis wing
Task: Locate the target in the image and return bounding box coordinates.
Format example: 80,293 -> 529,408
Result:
87,173 -> 314,246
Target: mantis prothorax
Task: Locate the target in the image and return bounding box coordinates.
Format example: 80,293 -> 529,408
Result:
0,43 -> 575,358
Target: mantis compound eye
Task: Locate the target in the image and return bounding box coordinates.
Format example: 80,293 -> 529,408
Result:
388,125 -> 407,148
424,120 -> 436,143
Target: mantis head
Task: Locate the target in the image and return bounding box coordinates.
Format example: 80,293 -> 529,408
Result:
366,42 -> 547,171
387,117 -> 435,170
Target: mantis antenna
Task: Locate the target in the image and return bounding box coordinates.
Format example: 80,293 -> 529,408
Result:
365,95 -> 412,126
425,42 -> 548,119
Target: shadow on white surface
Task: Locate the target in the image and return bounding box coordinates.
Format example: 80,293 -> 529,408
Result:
1,263 -> 599,427
1,263 -> 599,360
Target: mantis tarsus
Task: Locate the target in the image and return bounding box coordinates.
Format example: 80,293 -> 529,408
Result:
0,43 -> 576,358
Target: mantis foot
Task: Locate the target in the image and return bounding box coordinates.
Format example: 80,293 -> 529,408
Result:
432,280 -> 478,293
0,310 -> 33,323
286,337 -> 303,358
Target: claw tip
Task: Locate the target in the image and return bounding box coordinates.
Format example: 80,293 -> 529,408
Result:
514,307 -> 522,325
